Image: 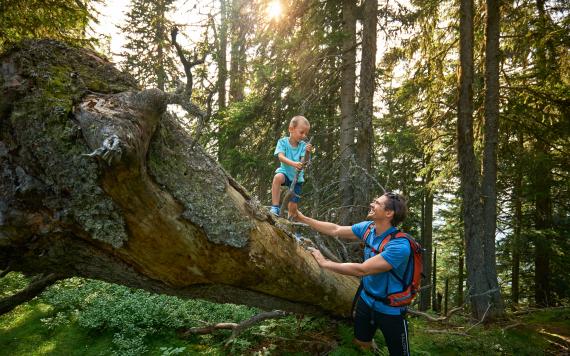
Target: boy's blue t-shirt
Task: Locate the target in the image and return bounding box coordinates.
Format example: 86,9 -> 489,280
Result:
274,137 -> 307,182
352,221 -> 411,315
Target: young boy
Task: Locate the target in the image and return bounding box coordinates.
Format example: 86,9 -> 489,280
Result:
269,115 -> 313,219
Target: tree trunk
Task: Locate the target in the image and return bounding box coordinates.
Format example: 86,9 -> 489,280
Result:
339,0 -> 357,225
532,0 -> 554,308
533,141 -> 552,306
457,240 -> 464,307
0,40 -> 358,317
458,0 -> 490,320
354,0 -> 378,219
217,0 -> 228,110
432,246 -> 437,311
444,277 -> 449,316
419,172 -> 433,311
481,0 -> 504,317
511,132 -> 523,308
155,1 -> 167,92
229,0 -> 246,102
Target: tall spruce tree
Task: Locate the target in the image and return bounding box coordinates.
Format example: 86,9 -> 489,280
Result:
0,0 -> 101,51
339,0 -> 357,225
354,0 -> 378,219
118,0 -> 179,90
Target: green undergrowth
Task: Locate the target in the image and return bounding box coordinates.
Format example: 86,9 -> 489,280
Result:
1,273 -> 568,355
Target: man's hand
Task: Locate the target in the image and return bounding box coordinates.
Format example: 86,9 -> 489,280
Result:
308,247 -> 326,267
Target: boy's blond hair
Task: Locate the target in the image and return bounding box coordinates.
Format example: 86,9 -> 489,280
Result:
289,115 -> 310,128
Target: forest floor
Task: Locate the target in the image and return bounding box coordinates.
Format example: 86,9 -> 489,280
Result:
0,274 -> 569,355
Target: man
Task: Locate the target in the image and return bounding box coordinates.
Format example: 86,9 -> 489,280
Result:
296,192 -> 411,355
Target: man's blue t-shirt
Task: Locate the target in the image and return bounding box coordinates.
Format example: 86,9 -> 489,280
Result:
274,137 -> 307,182
352,221 -> 411,315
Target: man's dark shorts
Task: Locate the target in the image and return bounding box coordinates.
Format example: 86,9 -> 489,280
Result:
354,297 -> 410,355
280,174 -> 303,203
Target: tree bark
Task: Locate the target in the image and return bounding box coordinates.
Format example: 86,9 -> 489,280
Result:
457,236 -> 464,307
419,172 -> 433,311
432,246 -> 438,311
0,40 -> 358,317
444,277 -> 449,316
339,0 -> 357,225
217,0 -> 228,110
481,0 -> 504,316
511,132 -> 523,307
532,141 -> 552,306
155,0 -> 167,92
532,0 -> 554,307
458,0 -> 490,320
354,0 -> 378,218
0,274 -> 62,315
229,0 -> 246,102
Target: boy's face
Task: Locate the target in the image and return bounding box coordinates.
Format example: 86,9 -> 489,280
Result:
289,123 -> 310,143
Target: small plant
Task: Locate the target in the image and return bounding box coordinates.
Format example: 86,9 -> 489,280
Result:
40,311 -> 71,330
159,346 -> 186,355
39,278 -> 259,354
226,337 -> 253,354
253,344 -> 277,356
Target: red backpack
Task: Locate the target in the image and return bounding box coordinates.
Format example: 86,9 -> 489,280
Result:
355,224 -> 424,308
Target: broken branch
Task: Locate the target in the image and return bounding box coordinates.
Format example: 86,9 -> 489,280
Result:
178,310 -> 290,343
0,273 -> 62,316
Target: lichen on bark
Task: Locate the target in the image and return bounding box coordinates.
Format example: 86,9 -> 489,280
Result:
1,40 -> 137,247
147,114 -> 254,248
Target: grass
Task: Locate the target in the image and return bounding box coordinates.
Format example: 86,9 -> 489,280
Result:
0,301 -> 113,355
0,301 -> 228,355
1,273 -> 569,355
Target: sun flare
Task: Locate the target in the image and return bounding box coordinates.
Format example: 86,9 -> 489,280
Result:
267,1 -> 283,20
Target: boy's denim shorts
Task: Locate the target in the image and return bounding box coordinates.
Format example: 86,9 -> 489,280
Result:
281,175 -> 303,203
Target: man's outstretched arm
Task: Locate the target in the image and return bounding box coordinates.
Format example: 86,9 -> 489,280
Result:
309,248 -> 393,277
296,211 -> 358,241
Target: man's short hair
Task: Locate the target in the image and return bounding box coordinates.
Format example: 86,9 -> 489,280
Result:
383,192 -> 407,226
290,115 -> 310,128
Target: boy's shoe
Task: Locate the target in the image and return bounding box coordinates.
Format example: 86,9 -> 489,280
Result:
269,206 -> 280,216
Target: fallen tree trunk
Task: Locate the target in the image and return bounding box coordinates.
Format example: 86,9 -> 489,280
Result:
0,40 -> 358,317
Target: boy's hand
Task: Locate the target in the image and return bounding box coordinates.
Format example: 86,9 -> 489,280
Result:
293,161 -> 304,170
305,143 -> 313,153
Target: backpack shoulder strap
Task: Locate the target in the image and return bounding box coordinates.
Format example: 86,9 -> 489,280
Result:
378,229 -> 400,251
379,230 -> 414,285
362,223 -> 374,242
362,223 -> 381,255
379,230 -> 411,250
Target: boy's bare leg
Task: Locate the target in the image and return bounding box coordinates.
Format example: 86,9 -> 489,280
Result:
271,173 -> 286,206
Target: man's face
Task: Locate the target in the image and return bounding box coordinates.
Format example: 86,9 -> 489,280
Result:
367,196 -> 393,221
